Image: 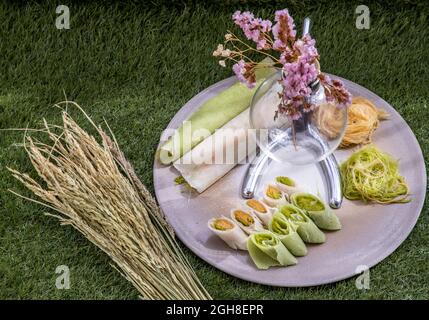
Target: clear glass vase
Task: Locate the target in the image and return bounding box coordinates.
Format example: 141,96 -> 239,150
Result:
250,71 -> 348,166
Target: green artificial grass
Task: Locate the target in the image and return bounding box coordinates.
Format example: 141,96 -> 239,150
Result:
0,1 -> 428,299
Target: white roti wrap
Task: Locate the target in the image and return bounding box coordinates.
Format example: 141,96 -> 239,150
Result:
173,109 -> 255,193
208,216 -> 248,250
230,209 -> 264,235
244,199 -> 274,226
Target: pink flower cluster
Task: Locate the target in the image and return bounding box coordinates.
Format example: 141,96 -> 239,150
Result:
232,59 -> 256,89
283,59 -> 317,100
233,11 -> 272,50
272,9 -> 296,50
319,74 -> 352,108
280,57 -> 318,119
293,35 -> 319,63
269,12 -> 318,118
221,9 -> 351,120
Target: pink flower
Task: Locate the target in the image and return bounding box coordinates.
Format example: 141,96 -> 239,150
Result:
273,40 -> 293,64
302,102 -> 317,113
276,55 -> 319,120
232,10 -> 254,25
232,11 -> 272,50
293,35 -> 319,63
332,80 -> 352,108
272,9 -> 296,48
226,9 -> 347,121
232,59 -> 246,80
288,109 -> 302,120
319,74 -> 352,108
272,39 -> 285,51
282,57 -> 318,99
232,60 -> 256,88
277,100 -> 302,120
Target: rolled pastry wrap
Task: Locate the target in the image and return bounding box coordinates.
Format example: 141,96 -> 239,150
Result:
173,108 -> 256,193
247,231 -> 297,269
263,184 -> 288,207
159,59 -> 276,164
208,216 -> 248,250
290,193 -> 341,231
230,209 -> 264,235
275,176 -> 304,196
245,198 -> 273,226
277,204 -> 326,244
269,212 -> 307,257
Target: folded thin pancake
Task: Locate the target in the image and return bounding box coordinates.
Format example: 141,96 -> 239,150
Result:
247,231 -> 297,269
269,212 -> 307,257
159,59 -> 275,164
277,204 -> 326,244
291,192 -> 341,231
173,108 -> 255,193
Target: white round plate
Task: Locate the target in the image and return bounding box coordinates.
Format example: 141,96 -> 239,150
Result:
153,75 -> 426,287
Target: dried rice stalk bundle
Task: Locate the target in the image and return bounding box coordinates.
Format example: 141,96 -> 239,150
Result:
340,97 -> 389,148
8,101 -> 211,300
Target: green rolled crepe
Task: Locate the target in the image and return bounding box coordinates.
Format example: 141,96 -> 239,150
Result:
278,204 -> 326,244
291,193 -> 341,231
247,231 -> 297,270
158,59 -> 276,164
269,212 -> 307,257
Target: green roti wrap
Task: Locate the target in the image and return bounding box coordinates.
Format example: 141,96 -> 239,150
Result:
247,231 -> 297,270
291,193 -> 341,231
158,59 -> 276,164
277,204 -> 326,244
269,212 -> 307,257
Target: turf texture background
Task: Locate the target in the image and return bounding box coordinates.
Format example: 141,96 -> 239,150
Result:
0,0 -> 428,299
